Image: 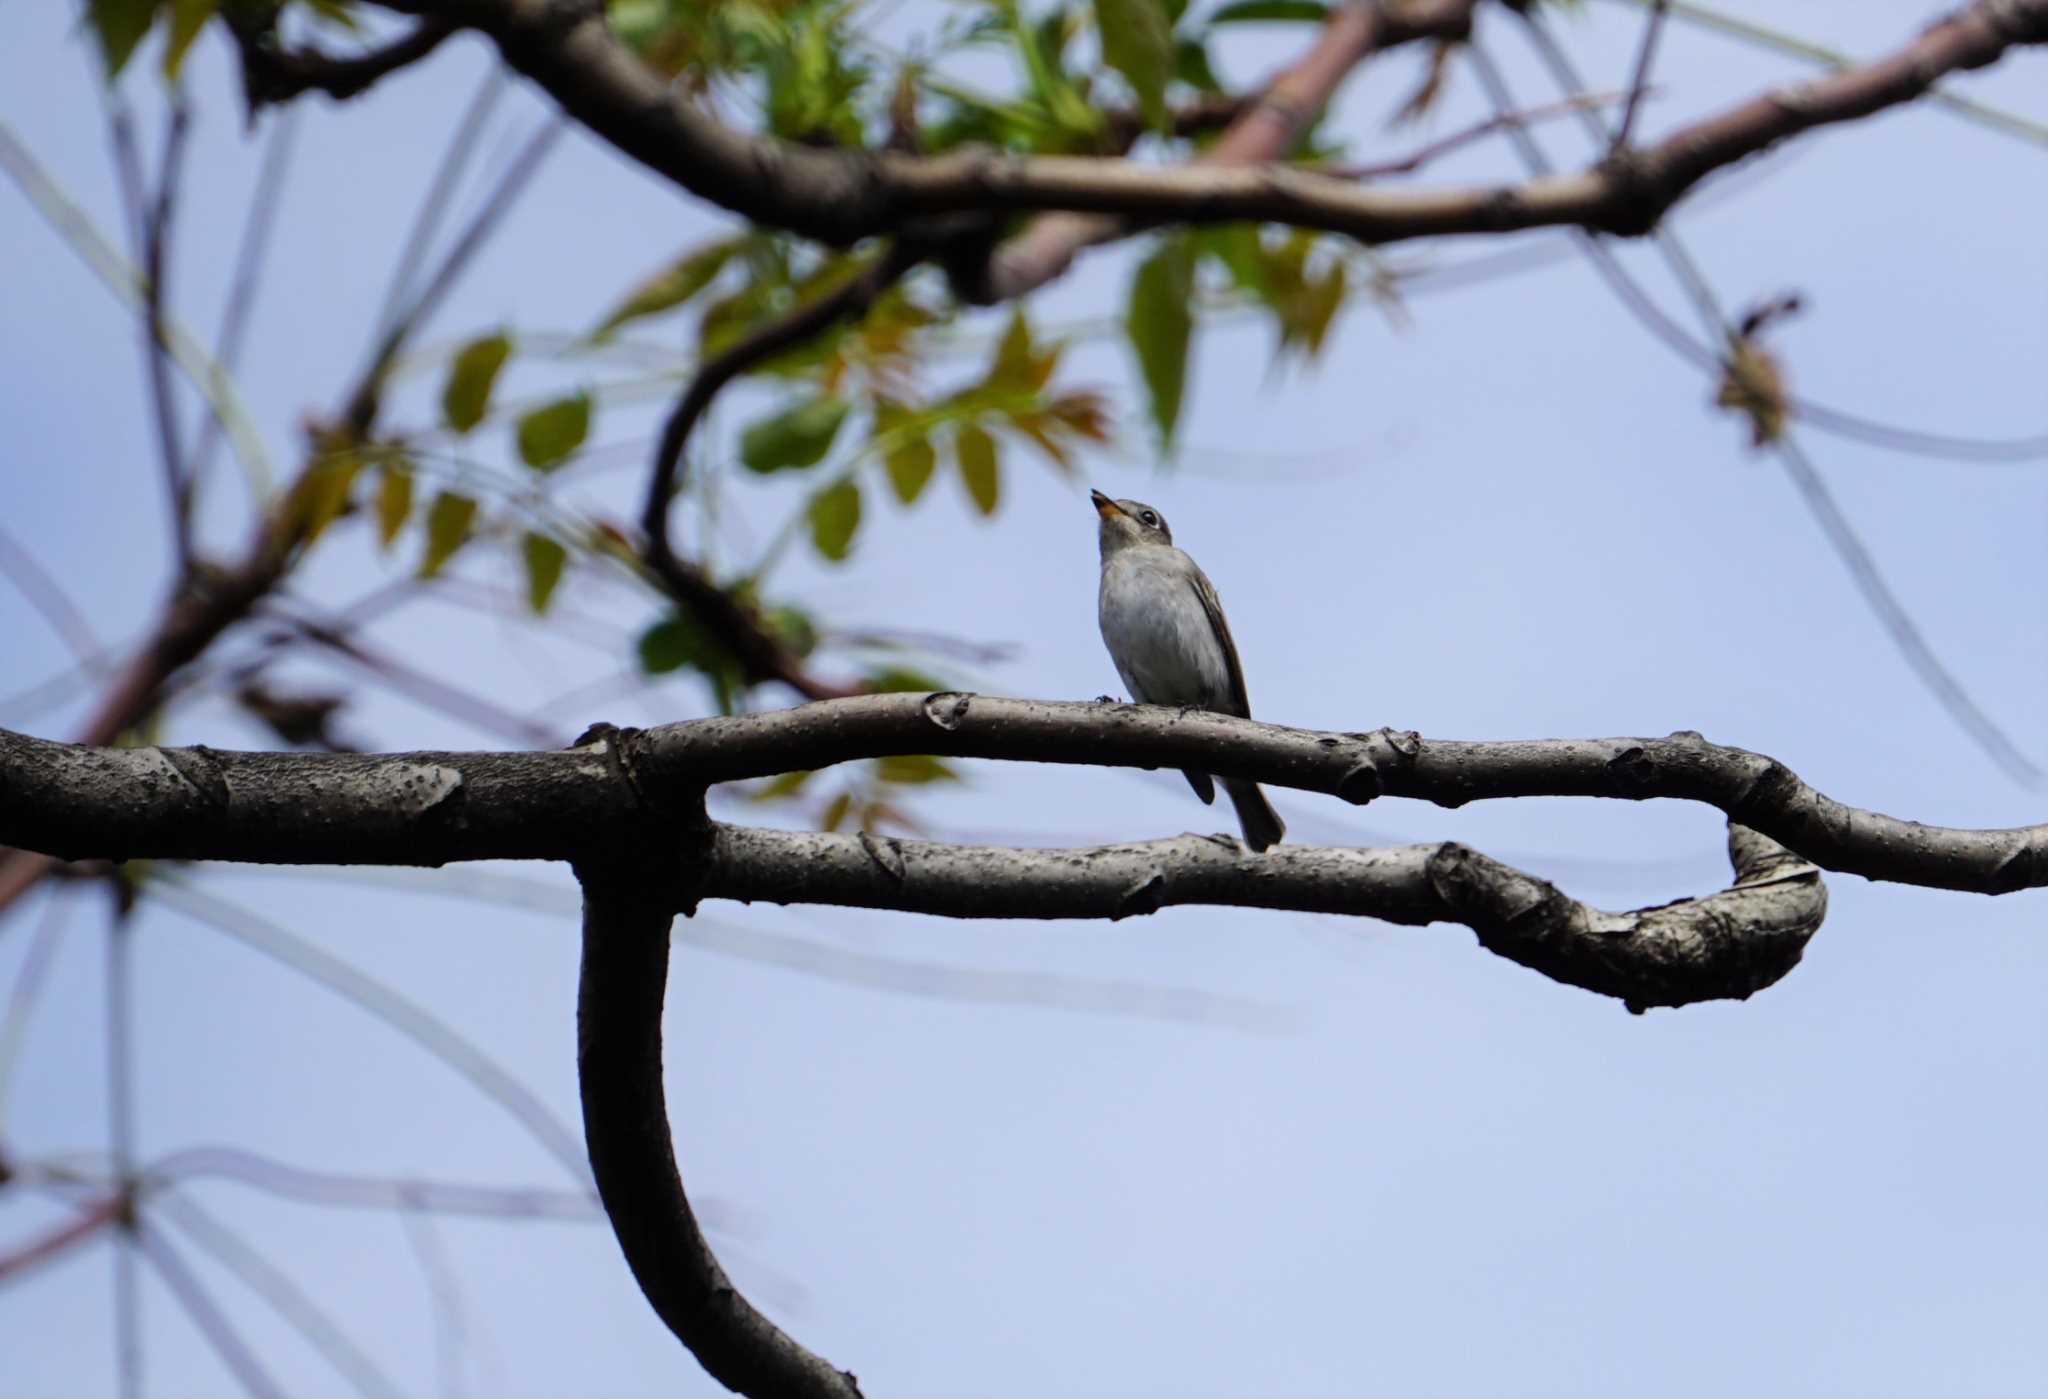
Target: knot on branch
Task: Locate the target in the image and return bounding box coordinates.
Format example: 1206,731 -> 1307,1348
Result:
1590,146 -> 1667,239
1427,827 -> 1825,1013
570,722 -> 709,914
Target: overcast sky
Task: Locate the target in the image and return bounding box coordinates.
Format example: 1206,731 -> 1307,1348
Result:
4,2 -> 2046,1395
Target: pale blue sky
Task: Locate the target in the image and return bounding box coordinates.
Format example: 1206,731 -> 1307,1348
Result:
3,3 -> 2046,1395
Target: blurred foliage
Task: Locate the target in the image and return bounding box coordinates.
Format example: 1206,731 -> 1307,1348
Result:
83,0 -> 1385,830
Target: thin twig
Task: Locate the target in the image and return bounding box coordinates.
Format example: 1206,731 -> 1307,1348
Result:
375,69 -> 507,344
142,99 -> 196,571
638,240 -> 921,699
0,889 -> 70,1127
231,17 -> 458,108
1323,89 -> 1630,179
153,1191 -> 410,1399
1476,29 -> 2045,788
136,1223 -> 291,1399
347,115 -> 564,436
189,107 -> 301,503
1612,0 -> 1670,151
107,907 -> 141,1399
150,877 -> 594,1188
0,526 -> 103,665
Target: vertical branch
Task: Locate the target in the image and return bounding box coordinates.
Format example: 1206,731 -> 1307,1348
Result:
1612,0 -> 1670,150
574,860 -> 862,1398
142,100 -> 196,570
106,903 -> 141,1399
188,107 -> 301,504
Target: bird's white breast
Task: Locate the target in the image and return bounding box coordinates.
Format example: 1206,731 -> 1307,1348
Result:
1097,548 -> 1230,708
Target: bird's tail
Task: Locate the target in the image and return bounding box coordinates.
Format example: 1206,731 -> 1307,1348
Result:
1222,778 -> 1285,853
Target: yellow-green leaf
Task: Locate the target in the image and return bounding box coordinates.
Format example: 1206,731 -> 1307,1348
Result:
521,532 -> 567,613
1096,0 -> 1172,130
1127,237 -> 1195,450
807,478 -> 862,562
956,424 -> 999,516
876,753 -> 957,785
440,333 -> 510,434
515,393 -> 590,471
283,456 -> 362,546
821,791 -> 854,833
89,0 -> 161,79
590,238 -> 739,341
741,395 -> 848,473
884,434 -> 936,504
161,0 -> 219,78
375,463 -> 413,549
418,491 -> 477,578
753,769 -> 815,802
987,310 -> 1056,393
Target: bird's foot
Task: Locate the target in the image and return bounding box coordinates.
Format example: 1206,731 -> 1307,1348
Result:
1092,693 -> 1122,705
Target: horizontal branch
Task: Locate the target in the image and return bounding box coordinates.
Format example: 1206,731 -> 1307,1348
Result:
709,823 -> 1823,1011
3,696 -> 2043,893
373,0 -> 2048,250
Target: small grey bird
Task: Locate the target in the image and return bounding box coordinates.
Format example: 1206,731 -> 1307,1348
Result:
1092,489 -> 1285,852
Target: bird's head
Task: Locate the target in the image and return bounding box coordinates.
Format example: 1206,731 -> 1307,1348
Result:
1091,489 -> 1172,557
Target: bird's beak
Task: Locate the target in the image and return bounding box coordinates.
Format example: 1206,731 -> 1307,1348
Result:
1089,489 -> 1121,519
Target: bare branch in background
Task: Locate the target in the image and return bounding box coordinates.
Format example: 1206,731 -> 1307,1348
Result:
982,0 -> 1480,301
367,0 -> 2048,253
188,109 -> 301,501
1612,0 -> 1671,150
0,527 -> 102,666
639,241 -> 921,701
228,15 -> 459,113
1469,25 -> 2045,789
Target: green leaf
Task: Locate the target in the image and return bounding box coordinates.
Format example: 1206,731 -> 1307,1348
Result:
876,753 -> 957,785
1211,0 -> 1328,21
807,478 -> 862,562
768,606 -> 818,657
956,424 -> 999,516
638,612 -> 712,675
418,491 -> 477,579
515,393 -> 590,471
375,463 -> 412,550
820,791 -> 854,833
1096,0 -> 1172,130
521,532 -> 567,614
590,238 -> 738,341
884,434 -> 937,504
285,457 -> 362,546
753,769 -> 815,802
1127,237 -> 1195,449
440,334 -> 510,434
162,0 -> 219,78
741,395 -> 849,473
1174,37 -> 1221,94
88,0 -> 161,79
865,666 -> 946,694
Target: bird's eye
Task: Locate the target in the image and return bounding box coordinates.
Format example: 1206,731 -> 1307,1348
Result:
1140,511 -> 1158,527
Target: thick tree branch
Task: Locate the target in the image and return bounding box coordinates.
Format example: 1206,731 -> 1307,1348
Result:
709,822 -> 1823,1011
576,863 -> 864,1396
374,0 -> 2048,251
4,696 -> 2045,894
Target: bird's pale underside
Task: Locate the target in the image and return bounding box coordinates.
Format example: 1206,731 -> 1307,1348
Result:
1091,489 -> 1286,852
